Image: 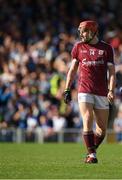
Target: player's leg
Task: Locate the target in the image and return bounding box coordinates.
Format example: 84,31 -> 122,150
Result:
79,102 -> 98,163
78,93 -> 97,163
94,108 -> 109,149
94,95 -> 109,149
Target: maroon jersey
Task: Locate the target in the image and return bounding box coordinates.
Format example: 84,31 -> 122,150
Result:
71,41 -> 114,96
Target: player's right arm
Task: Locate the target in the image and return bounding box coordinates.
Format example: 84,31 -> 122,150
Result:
64,58 -> 79,104
65,58 -> 79,90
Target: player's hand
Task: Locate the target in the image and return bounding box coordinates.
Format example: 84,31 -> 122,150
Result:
107,90 -> 114,105
63,89 -> 71,104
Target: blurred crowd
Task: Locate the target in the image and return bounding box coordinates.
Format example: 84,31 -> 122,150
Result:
0,0 -> 122,141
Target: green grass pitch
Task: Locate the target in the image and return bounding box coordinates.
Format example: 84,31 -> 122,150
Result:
0,143 -> 122,179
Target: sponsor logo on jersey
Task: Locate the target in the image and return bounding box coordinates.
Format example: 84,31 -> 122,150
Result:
82,58 -> 104,66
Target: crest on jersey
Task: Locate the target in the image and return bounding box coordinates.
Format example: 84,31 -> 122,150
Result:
98,50 -> 104,55
81,50 -> 87,53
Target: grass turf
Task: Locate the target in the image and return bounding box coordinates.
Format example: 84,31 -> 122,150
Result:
0,143 -> 122,179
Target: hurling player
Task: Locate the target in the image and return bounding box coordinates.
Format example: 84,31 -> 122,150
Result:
64,20 -> 116,163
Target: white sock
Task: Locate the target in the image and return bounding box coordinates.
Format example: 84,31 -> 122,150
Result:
89,153 -> 96,158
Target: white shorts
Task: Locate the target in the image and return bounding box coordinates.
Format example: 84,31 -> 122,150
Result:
78,93 -> 109,109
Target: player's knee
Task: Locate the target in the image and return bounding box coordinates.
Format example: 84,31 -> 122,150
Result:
83,113 -> 93,131
83,112 -> 92,122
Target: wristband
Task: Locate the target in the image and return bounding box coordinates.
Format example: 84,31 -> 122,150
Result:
64,89 -> 70,92
109,89 -> 114,93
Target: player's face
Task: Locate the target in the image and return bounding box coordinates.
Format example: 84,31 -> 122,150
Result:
78,27 -> 93,43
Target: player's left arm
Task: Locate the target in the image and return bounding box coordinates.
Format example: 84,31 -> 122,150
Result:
107,64 -> 116,104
